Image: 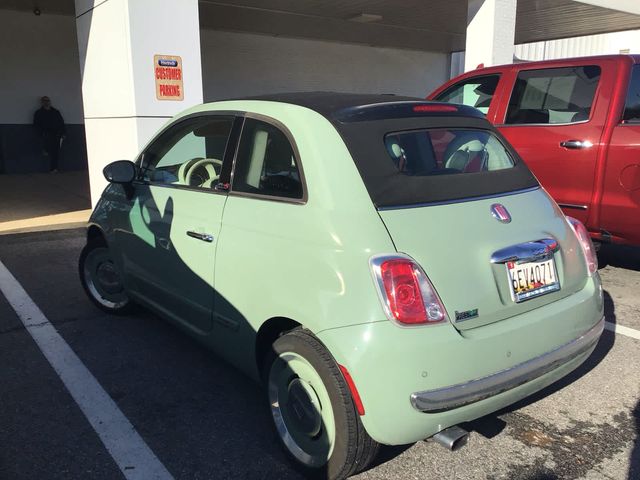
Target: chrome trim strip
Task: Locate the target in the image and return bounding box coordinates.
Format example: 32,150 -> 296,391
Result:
228,190 -> 306,205
558,203 -> 588,211
377,186 -> 540,211
494,119 -> 590,127
490,238 -> 559,264
135,181 -> 228,196
410,317 -> 604,412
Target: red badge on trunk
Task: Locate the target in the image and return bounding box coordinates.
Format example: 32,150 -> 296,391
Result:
490,204 -> 511,224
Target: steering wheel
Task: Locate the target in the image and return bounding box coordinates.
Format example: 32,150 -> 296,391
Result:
178,158 -> 223,188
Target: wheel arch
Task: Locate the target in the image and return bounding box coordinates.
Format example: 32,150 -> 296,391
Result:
255,316 -> 302,379
87,224 -> 107,245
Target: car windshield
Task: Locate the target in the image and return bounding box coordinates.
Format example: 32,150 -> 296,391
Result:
384,129 -> 514,176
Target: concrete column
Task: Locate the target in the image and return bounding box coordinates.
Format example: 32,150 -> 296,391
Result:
465,0 -> 517,72
75,0 -> 203,205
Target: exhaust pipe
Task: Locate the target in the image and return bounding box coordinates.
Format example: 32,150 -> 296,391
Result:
430,426 -> 470,451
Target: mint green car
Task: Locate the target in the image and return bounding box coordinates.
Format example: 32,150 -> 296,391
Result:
80,93 -> 604,479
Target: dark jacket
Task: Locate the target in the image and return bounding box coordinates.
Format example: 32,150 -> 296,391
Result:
34,107 -> 65,136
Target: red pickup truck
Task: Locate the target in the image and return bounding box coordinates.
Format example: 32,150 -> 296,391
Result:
429,55 -> 640,246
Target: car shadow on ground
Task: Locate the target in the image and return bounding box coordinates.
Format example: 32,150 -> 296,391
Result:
71,297 -> 306,479
598,243 -> 640,272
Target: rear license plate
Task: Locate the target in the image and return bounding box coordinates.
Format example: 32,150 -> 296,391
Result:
507,258 -> 560,303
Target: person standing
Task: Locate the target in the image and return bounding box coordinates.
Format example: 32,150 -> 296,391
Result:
33,96 -> 65,173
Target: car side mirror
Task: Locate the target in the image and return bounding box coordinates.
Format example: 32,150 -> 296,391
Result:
103,160 -> 137,184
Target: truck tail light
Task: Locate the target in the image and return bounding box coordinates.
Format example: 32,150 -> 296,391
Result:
371,255 -> 448,325
567,216 -> 598,275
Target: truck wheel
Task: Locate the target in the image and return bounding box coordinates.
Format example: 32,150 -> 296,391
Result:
264,328 -> 379,480
79,240 -> 132,314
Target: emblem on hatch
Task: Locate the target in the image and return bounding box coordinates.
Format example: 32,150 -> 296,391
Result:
490,203 -> 511,224
455,309 -> 479,322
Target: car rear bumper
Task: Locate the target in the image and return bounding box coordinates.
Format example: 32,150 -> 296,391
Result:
410,316 -> 604,412
317,273 -> 604,445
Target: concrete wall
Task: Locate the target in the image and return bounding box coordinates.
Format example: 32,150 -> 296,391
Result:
0,10 -> 84,124
0,9 -> 87,173
0,10 -> 449,173
0,14 -> 449,123
200,30 -> 449,100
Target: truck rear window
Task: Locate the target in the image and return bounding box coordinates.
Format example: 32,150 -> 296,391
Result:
384,129 -> 514,176
623,65 -> 640,123
505,66 -> 601,125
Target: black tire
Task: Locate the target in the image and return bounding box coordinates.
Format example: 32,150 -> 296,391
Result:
263,328 -> 379,479
79,239 -> 133,315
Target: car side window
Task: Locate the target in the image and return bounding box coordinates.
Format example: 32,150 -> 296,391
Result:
505,66 -> 601,125
231,118 -> 303,200
140,116 -> 234,190
623,65 -> 640,123
434,75 -> 500,115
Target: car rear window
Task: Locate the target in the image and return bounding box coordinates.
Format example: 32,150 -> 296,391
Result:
333,115 -> 538,208
384,129 -> 514,176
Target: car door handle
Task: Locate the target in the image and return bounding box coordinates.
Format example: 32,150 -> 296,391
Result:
186,231 -> 214,242
560,139 -> 593,149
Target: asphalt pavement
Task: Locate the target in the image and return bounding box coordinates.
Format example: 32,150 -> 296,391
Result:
0,228 -> 638,480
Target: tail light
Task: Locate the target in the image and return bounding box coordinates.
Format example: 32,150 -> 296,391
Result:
566,216 -> 597,275
370,255 -> 448,326
412,104 -> 458,113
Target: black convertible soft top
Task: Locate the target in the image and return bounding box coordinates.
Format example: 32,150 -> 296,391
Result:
244,92 -> 539,208
245,92 -> 486,122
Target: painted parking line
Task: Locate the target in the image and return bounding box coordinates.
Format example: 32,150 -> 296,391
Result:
605,321 -> 640,340
0,261 -> 174,480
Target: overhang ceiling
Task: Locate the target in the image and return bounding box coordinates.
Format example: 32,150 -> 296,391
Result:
517,0 -> 640,44
1,0 -> 640,52
574,0 -> 640,16
199,0 -> 468,52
